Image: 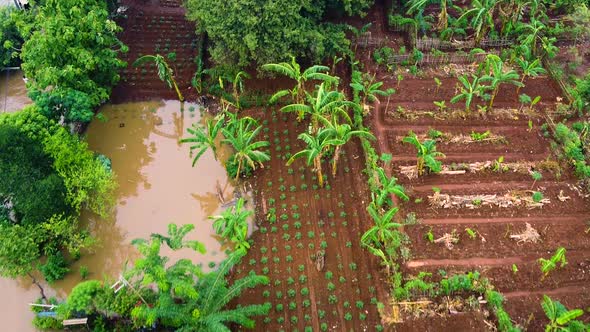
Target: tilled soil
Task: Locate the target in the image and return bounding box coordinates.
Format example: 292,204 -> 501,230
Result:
230,109 -> 390,331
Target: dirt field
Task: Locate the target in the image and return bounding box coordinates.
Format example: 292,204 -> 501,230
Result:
357,3 -> 590,330
101,0 -> 590,330
229,108 -> 390,331
111,0 -> 199,103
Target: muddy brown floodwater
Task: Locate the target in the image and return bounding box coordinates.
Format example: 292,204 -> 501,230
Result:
0,69 -> 31,113
1,100 -> 238,331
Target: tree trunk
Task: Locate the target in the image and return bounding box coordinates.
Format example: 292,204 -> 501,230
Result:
516,76 -> 526,95
28,273 -> 47,301
332,145 -> 341,177
172,78 -> 184,102
489,87 -> 498,108
315,157 -> 324,187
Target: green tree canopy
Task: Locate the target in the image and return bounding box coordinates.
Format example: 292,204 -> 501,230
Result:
20,0 -> 127,123
185,0 -> 373,67
0,107 -> 115,280
0,6 -> 23,67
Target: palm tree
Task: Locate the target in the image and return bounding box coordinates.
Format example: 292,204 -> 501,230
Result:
480,55 -> 523,108
180,113 -> 225,165
194,250 -> 270,332
321,117 -> 375,176
222,117 -> 270,181
287,128 -> 342,187
261,56 -> 338,105
515,56 -> 546,94
459,0 -> 497,45
451,74 -> 484,113
129,224 -> 269,331
350,73 -> 394,115
402,131 -> 445,176
209,198 -> 253,251
133,54 -> 184,102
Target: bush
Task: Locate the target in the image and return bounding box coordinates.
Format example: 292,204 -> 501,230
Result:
39,252 -> 70,283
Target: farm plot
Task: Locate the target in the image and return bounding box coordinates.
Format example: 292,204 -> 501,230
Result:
112,1 -> 199,102
229,109 -> 389,331
369,64 -> 590,330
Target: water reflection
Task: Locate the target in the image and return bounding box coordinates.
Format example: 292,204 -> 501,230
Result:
1,100 -> 236,331
0,69 -> 31,113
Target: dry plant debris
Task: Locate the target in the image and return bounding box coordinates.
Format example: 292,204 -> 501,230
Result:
510,223 -> 541,244
428,191 -> 550,209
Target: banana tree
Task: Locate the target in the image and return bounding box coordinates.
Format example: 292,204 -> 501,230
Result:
261,56 -> 338,105
480,55 -> 523,108
373,167 -> 409,209
180,113 -> 225,165
209,198 -> 253,251
229,71 -> 250,110
350,73 -> 394,115
451,74 -> 484,113
287,128 -> 342,187
517,19 -> 546,57
133,54 -> 184,102
402,131 -> 445,176
361,203 -> 405,272
459,0 -> 497,45
222,117 -> 270,181
406,0 -> 453,31
320,116 -> 375,176
281,82 -> 352,129
515,56 -> 546,94
541,295 -> 588,332
347,23 -> 373,53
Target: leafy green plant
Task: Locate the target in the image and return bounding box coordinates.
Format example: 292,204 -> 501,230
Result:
209,198 -> 253,251
181,113 -> 224,164
402,131 -> 445,175
451,74 -> 484,113
541,295 -> 588,332
134,54 -> 184,102
539,247 -> 567,280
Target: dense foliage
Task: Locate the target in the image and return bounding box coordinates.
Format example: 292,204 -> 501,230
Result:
185,0 -> 374,66
0,6 -> 23,67
38,224 -> 269,331
20,0 -> 127,123
0,107 -> 115,280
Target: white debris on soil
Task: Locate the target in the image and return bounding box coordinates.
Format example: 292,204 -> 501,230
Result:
428,191 -> 550,209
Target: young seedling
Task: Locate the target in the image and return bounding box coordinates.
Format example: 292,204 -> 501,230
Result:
470,130 -> 490,141
512,264 -> 518,274
532,191 -> 544,203
493,156 -> 505,172
530,171 -> 542,189
433,100 -> 447,112
396,73 -> 404,87
465,228 -> 477,240
539,247 -> 567,280
425,228 -> 435,243
434,77 -> 442,94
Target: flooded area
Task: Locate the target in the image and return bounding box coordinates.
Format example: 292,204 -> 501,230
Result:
0,69 -> 31,113
2,100 -> 240,330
